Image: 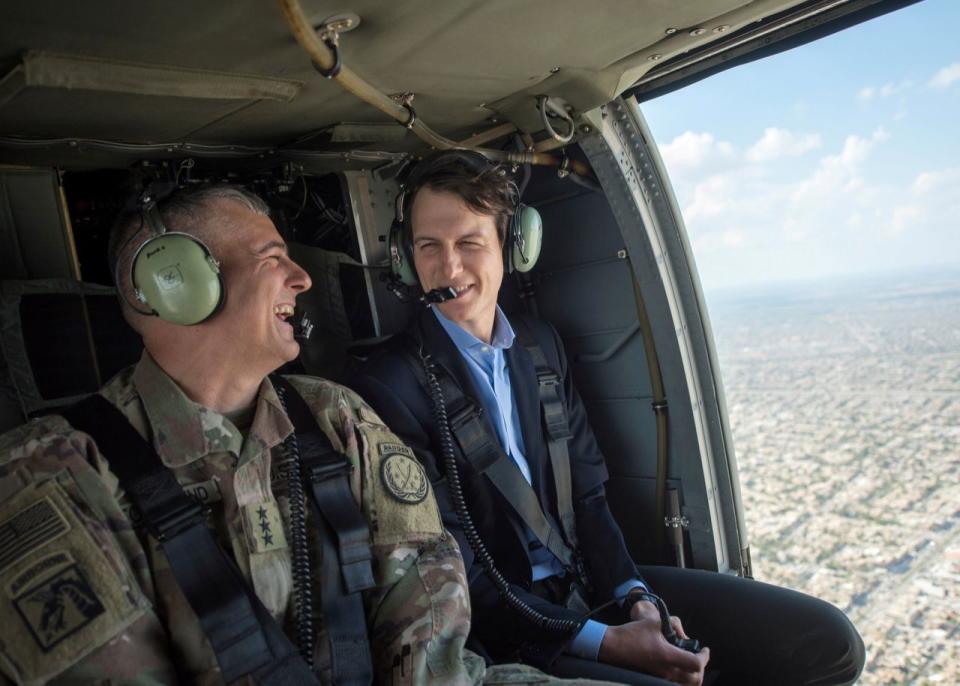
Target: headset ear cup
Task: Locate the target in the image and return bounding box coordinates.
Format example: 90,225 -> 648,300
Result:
132,233 -> 224,325
510,205 -> 543,274
388,222 -> 419,286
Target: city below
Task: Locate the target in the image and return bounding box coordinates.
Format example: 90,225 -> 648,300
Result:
709,266 -> 960,685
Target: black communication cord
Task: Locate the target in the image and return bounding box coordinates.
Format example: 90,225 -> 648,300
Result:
274,382 -> 316,668
419,346 -> 581,635
418,343 -> 701,653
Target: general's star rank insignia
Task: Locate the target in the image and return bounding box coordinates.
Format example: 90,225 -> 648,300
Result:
241,500 -> 287,554
380,453 -> 428,504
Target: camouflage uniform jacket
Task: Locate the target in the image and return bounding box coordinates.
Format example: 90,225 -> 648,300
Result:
0,353 -> 487,685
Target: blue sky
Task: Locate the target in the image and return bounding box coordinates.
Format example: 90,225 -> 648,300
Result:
641,0 -> 960,293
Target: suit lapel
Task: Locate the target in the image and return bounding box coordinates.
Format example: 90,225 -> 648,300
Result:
417,309 -> 498,439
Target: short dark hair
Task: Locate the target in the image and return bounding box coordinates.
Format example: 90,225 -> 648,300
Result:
403,151 -> 516,244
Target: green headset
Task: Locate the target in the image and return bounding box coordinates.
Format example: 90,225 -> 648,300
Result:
387,150 -> 543,288
126,192 -> 225,326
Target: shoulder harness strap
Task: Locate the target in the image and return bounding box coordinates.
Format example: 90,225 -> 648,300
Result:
400,334 -> 575,570
511,318 -> 579,552
61,395 -> 319,686
271,375 -> 374,686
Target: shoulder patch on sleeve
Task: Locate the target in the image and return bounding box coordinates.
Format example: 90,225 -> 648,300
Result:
358,426 -> 442,545
0,478 -> 145,684
380,449 -> 428,505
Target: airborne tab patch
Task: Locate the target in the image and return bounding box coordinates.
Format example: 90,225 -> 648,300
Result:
380,453 -> 428,505
14,564 -> 105,652
378,442 -> 414,459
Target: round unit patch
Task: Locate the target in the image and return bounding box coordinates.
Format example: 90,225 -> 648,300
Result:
380,453 -> 428,504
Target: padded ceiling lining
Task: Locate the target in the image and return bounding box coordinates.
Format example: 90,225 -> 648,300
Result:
0,0 -> 804,150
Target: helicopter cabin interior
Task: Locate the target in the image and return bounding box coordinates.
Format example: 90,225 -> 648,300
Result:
0,0 -> 922,578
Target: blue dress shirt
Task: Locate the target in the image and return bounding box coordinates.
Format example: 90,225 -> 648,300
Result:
433,307 -> 645,660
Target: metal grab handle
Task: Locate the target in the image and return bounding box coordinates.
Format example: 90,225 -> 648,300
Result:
539,95 -> 576,143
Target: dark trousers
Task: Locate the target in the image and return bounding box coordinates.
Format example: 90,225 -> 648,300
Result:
542,566 -> 865,686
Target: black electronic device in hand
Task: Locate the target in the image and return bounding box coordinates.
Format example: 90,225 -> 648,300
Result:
629,591 -> 702,654
667,632 -> 702,654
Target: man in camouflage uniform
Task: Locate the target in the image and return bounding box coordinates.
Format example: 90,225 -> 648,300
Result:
0,187 -> 610,685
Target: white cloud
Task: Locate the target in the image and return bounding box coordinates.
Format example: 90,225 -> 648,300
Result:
658,131 -> 735,172
791,129 -> 888,202
667,124 -> 960,286
684,174 -> 738,221
665,122 -> 960,290
912,167 -> 960,194
858,81 -> 912,100
722,229 -> 745,247
889,205 -> 923,236
929,62 -> 960,90
746,128 -> 821,162
709,128 -> 891,247
829,128 -> 889,169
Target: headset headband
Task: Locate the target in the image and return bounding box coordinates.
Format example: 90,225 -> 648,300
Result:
395,150 -> 510,229
387,150 -> 542,289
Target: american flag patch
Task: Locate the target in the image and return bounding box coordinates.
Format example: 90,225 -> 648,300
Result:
0,498 -> 69,573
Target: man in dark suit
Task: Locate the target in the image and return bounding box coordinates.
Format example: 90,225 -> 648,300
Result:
351,151 -> 865,686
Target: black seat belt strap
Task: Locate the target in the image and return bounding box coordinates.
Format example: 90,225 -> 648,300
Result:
61,395 -> 318,685
447,397 -> 574,569
271,375 -> 375,686
512,319 -> 579,551
401,340 -> 575,569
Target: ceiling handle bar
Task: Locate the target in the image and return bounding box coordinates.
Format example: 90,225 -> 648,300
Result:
275,0 -> 591,175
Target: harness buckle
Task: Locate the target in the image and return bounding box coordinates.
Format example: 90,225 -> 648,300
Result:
303,454 -> 353,484
448,399 -> 483,431
535,368 -> 561,388
536,370 -> 573,441
150,495 -> 209,541
297,431 -> 353,483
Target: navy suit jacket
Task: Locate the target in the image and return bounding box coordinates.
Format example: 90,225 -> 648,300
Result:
350,309 -> 642,663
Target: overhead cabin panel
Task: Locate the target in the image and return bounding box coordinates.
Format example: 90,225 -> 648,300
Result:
0,0 -> 802,152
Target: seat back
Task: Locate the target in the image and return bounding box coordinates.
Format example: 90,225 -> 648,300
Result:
0,279 -> 143,432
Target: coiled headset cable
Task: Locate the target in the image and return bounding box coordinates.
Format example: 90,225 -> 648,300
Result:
418,344 -> 702,653
275,382 -> 316,667
419,347 -> 581,635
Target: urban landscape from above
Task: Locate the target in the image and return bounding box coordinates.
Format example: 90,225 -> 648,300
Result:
710,267 -> 960,685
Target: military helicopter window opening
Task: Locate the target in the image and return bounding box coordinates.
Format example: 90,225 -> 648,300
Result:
640,1 -> 960,682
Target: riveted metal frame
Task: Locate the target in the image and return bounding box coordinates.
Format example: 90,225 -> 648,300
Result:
579,96 -> 748,574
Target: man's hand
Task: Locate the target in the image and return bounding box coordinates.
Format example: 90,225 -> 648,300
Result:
598,600 -> 710,686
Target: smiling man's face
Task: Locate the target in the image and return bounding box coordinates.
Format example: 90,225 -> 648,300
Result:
410,186 -> 503,342
202,200 -> 312,372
